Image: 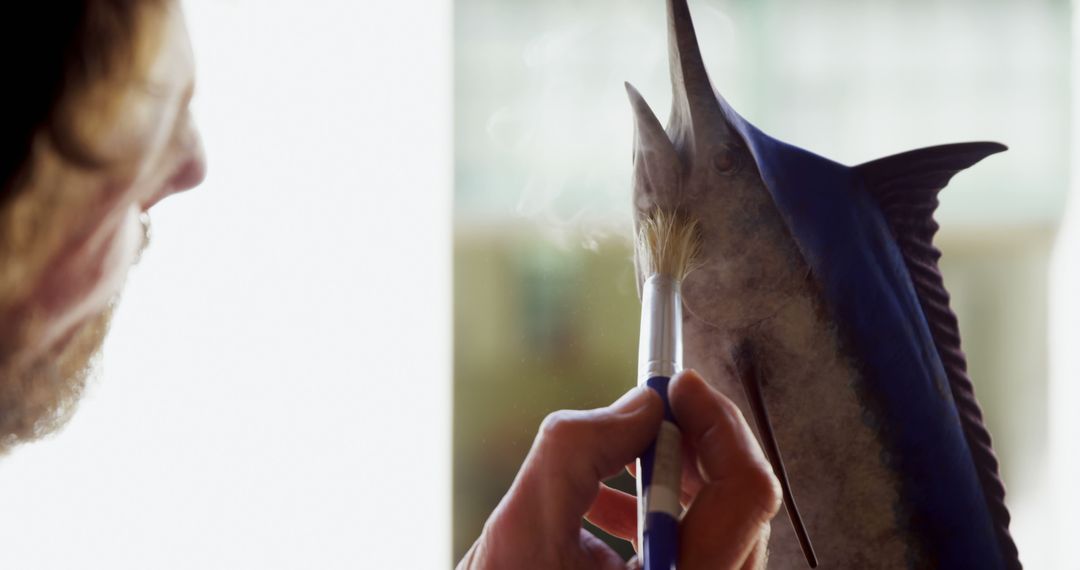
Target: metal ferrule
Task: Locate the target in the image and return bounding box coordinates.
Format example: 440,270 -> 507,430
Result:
638,274 -> 683,383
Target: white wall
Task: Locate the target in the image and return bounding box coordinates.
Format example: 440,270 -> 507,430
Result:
0,1 -> 452,568
1048,2 -> 1080,567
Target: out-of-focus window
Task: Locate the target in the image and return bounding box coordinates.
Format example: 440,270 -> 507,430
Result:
454,0 -> 1069,566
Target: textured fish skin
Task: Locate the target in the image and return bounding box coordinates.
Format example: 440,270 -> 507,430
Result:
625,1 -> 1019,568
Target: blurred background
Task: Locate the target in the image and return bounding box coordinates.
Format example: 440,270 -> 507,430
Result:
454,0 -> 1073,567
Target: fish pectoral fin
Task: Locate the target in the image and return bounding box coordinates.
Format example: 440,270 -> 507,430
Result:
735,341 -> 818,568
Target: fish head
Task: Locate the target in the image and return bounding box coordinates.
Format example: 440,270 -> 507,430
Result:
628,0 -> 806,328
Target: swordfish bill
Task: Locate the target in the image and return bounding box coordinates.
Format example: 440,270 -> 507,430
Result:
624,0 -> 1020,568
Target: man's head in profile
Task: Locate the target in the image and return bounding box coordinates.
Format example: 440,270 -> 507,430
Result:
0,0 -> 205,455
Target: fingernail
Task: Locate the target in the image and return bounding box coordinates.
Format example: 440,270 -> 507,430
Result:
611,386 -> 652,412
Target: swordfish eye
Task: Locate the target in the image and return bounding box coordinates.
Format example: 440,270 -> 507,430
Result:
712,143 -> 744,175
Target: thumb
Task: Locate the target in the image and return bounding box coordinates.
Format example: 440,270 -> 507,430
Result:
502,387 -> 664,538
670,370 -> 782,569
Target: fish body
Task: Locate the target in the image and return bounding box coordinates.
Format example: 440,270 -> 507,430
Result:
625,1 -> 1019,568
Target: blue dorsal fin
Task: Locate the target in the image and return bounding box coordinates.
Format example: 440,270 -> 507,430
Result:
856,142 -> 1007,244
855,141 -> 1021,570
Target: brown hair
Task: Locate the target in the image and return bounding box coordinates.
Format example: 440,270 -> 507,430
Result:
0,0 -> 168,313
1,1 -> 167,203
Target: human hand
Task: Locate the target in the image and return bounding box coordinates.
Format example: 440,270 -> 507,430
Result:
457,369 -> 781,569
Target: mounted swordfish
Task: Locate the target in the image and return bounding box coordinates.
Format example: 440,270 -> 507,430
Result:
624,0 -> 1021,568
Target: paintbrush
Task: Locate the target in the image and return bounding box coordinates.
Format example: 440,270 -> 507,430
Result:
634,209 -> 701,570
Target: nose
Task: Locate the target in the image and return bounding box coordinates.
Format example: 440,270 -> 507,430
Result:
171,144 -> 207,192
170,126 -> 207,192
145,122 -> 207,211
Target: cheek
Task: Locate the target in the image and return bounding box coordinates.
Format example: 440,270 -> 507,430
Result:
33,206 -> 144,351
678,183 -> 809,328
91,207 -> 144,301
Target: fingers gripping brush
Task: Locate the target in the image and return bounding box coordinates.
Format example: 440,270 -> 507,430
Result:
635,210 -> 701,570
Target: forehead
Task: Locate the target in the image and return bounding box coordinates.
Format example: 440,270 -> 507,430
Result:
142,4 -> 195,97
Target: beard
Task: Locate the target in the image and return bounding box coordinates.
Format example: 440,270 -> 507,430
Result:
0,212 -> 149,457
0,304 -> 114,457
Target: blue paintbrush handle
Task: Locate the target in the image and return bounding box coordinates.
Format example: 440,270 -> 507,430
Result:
640,375 -> 681,570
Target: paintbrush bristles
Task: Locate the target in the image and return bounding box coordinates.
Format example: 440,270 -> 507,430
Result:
637,210 -> 702,281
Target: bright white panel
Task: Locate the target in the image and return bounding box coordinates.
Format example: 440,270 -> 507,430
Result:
1046,3 -> 1080,568
0,1 -> 451,568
